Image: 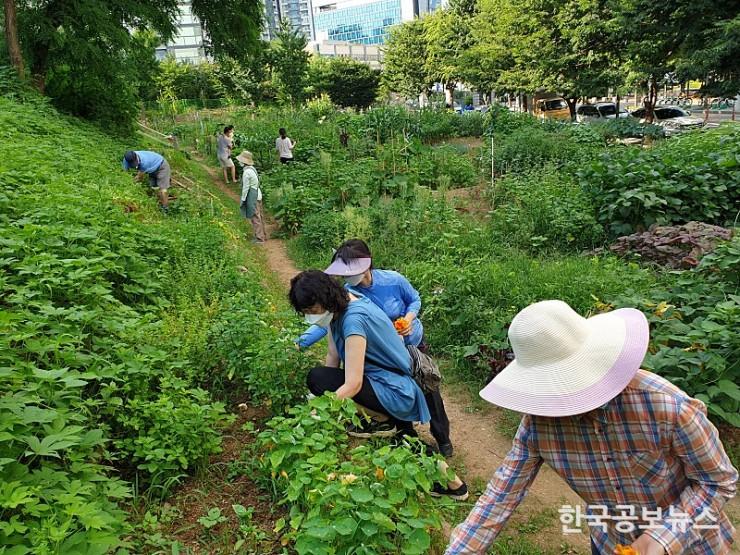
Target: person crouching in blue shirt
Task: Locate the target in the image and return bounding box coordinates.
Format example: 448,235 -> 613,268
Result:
122,150 -> 171,211
288,270 -> 468,500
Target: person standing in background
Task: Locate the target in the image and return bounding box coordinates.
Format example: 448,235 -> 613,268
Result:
237,150 -> 266,244
276,128 -> 296,163
217,125 -> 236,184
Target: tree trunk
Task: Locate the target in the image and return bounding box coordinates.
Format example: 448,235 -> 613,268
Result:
615,94 -> 621,118
444,84 -> 453,107
566,97 -> 577,120
645,77 -> 657,123
3,0 -> 24,79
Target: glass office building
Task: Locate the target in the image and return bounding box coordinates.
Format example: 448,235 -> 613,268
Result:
313,0 -> 406,45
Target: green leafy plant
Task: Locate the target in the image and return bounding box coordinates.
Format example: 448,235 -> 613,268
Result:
578,126 -> 740,236
198,507 -> 229,530
252,395 -> 448,555
608,235 -> 740,426
487,168 -> 605,250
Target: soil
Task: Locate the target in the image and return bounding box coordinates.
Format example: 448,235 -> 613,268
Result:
156,408 -> 283,554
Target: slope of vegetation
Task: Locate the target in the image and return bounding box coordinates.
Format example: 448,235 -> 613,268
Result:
0,90 -> 314,553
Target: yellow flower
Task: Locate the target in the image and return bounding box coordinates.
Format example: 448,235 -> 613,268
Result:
375,467 -> 385,481
654,301 -> 672,317
340,473 -> 358,485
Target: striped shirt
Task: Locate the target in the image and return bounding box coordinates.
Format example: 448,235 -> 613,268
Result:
446,370 -> 738,555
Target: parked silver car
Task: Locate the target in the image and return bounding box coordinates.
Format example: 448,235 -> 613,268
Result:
575,102 -> 631,123
630,106 -> 704,135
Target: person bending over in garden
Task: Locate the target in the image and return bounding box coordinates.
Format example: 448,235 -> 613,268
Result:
122,150 -> 171,211
446,300 -> 738,555
276,128 -> 296,163
295,240 -> 454,457
237,150 -> 266,244
289,270 -> 468,500
217,125 -> 236,184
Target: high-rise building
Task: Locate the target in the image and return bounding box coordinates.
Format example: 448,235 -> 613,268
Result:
155,2 -> 208,64
281,0 -> 316,39
262,0 -> 315,41
311,0 -> 431,45
262,0 -> 282,41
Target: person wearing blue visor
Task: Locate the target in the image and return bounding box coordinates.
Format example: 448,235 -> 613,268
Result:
289,270 -> 468,500
297,239 -> 453,457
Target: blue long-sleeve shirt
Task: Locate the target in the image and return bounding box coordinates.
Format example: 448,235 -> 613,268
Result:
295,269 -> 424,349
122,151 -> 164,174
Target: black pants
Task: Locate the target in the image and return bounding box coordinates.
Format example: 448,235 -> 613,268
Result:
417,340 -> 451,448
307,366 -> 415,434
425,389 -> 451,447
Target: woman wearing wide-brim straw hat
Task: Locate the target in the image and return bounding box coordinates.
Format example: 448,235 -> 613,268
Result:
237,150 -> 266,244
446,300 -> 738,555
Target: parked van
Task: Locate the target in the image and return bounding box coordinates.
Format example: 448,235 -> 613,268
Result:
533,95 -> 571,121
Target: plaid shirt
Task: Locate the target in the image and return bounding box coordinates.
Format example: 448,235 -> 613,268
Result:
446,370 -> 738,555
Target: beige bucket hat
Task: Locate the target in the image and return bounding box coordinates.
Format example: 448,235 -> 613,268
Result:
236,150 -> 254,165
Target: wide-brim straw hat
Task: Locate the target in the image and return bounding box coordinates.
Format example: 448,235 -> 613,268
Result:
236,150 -> 254,165
479,300 -> 649,417
324,257 -> 372,277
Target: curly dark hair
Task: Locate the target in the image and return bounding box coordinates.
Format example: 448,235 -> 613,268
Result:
332,239 -> 373,267
289,270 -> 350,314
223,125 -> 234,134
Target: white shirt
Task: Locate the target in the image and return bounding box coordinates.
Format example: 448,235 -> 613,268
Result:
276,137 -> 294,158
241,166 -> 262,201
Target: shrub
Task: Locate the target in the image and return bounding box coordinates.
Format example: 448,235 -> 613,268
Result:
253,395 -> 447,555
311,57 -> 380,109
488,169 -> 605,250
578,126 -> 740,236
608,235 -> 740,426
453,111 -> 486,137
483,104 -> 540,135
410,145 -> 477,189
485,126 -> 591,175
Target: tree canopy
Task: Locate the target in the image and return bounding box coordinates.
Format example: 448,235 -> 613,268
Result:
382,0 -> 739,113
3,0 -> 263,132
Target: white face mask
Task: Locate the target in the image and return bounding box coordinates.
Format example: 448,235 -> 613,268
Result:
344,273 -> 364,286
304,310 -> 333,328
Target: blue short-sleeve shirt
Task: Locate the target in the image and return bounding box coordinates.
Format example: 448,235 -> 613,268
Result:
331,296 -> 430,423
348,269 -> 424,346
122,151 -> 164,174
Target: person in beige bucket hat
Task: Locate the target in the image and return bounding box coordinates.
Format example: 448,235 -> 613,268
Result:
236,150 -> 266,243
446,300 -> 737,555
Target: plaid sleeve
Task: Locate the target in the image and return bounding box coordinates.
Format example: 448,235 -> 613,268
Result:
445,415 -> 543,554
644,396 -> 738,555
